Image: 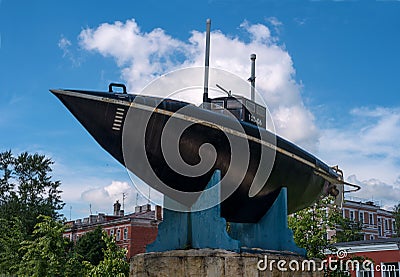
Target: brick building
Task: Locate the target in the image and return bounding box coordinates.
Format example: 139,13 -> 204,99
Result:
64,201 -> 162,259
332,238 -> 400,277
341,199 -> 396,240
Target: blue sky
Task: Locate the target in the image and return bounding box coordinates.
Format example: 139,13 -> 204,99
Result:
1,0 -> 399,219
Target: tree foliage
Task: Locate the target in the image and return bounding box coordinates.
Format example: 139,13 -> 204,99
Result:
334,216 -> 364,242
288,197 -> 337,259
85,232 -> 129,277
394,203 -> 400,237
0,151 -> 64,235
75,226 -> 106,265
0,217 -> 25,274
0,151 -> 65,275
17,215 -> 73,276
288,197 -> 363,259
0,151 -> 129,276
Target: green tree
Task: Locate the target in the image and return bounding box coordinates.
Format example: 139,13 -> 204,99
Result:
75,226 -> 106,265
289,197 -> 364,258
0,217 -> 25,274
0,151 -> 64,235
393,203 -> 400,237
0,151 -> 64,275
334,216 -> 364,242
17,215 -> 87,277
85,232 -> 129,277
288,197 -> 338,259
17,215 -> 72,276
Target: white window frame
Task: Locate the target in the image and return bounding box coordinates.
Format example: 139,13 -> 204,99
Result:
357,264 -> 374,277
350,210 -> 355,221
357,270 -> 374,277
369,213 -> 374,225
359,212 -> 364,224
381,262 -> 400,277
123,227 -> 128,240
116,229 -> 121,241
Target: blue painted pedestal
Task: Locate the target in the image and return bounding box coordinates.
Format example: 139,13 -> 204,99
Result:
146,170 -> 306,256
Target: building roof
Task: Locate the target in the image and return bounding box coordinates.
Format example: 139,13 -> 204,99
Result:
331,238 -> 400,254
333,237 -> 400,247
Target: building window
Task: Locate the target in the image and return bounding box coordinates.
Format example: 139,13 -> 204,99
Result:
370,235 -> 374,240
393,221 -> 396,232
359,212 -> 364,224
378,226 -> 382,236
381,262 -> 399,277
357,261 -> 374,277
385,219 -> 389,230
123,227 -> 128,240
350,210 -> 355,221
116,229 -> 121,241
369,213 -> 374,225
110,229 -> 114,237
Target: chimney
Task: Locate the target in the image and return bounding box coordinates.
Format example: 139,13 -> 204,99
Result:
155,205 -> 162,220
113,200 -> 121,216
145,203 -> 151,212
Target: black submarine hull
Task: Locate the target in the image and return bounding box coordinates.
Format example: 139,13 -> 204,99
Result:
51,88 -> 336,223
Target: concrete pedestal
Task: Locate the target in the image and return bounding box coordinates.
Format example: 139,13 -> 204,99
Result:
130,249 -> 323,277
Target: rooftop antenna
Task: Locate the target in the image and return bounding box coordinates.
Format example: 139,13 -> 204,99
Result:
148,186 -> 151,204
89,203 -> 92,215
203,19 -> 211,104
135,193 -> 139,206
122,192 -> 127,211
248,54 -> 256,101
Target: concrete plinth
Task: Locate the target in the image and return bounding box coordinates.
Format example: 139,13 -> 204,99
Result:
130,249 -> 323,277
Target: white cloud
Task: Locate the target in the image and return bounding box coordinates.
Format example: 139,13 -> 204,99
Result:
78,178 -> 162,215
78,18 -> 319,151
58,35 -> 81,66
319,107 -> 400,207
266,17 -> 283,35
294,18 -> 307,26
267,17 -> 283,28
81,181 -> 130,205
347,175 -> 400,210
73,18 -> 400,211
58,37 -> 71,54
80,181 -> 132,214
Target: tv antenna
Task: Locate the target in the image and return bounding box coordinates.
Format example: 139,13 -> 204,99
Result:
122,192 -> 127,211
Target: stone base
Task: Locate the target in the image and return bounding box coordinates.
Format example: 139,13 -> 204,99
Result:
130,249 -> 323,277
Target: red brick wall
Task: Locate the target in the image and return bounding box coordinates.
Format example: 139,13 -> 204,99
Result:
129,225 -> 158,258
